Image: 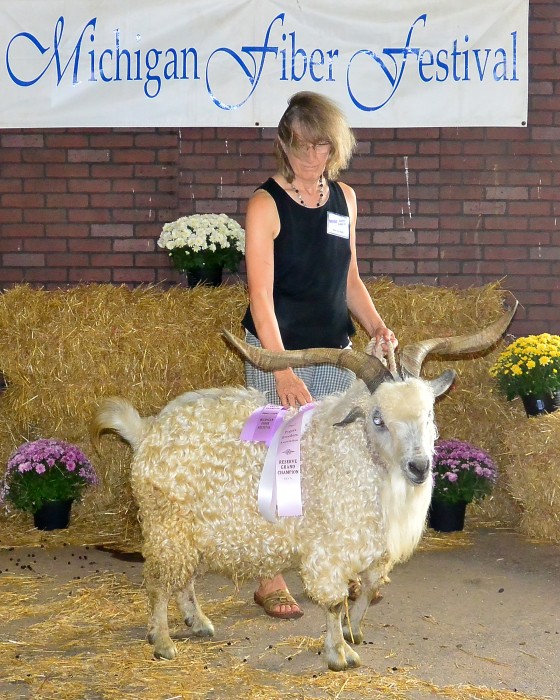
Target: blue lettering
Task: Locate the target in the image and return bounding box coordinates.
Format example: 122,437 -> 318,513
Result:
3,10 -> 522,111
346,14 -> 426,112
435,50 -> 449,82
473,48 -> 491,80
6,16 -> 96,87
309,48 -> 325,82
206,14 -> 339,110
180,48 -> 199,80
418,49 -> 434,82
206,13 -> 284,109
511,31 -> 518,81
145,48 -> 162,97
493,48 -> 507,80
290,31 -> 306,81
99,49 -> 113,82
326,49 -> 338,81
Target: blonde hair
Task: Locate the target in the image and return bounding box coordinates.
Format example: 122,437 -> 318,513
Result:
273,91 -> 356,182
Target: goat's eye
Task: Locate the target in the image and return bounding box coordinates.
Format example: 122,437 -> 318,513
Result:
372,411 -> 385,427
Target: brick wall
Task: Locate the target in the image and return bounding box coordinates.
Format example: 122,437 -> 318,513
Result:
1,0 -> 559,336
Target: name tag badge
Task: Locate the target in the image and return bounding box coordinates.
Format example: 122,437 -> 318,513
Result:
327,212 -> 350,239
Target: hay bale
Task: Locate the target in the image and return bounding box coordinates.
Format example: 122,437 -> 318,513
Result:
0,281 -> 521,547
0,284 -> 247,545
500,410 -> 560,542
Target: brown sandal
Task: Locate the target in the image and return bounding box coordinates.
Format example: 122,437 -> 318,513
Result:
254,588 -> 304,620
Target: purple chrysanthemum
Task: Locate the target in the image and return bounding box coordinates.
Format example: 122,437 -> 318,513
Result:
1,438 -> 98,513
432,439 -> 497,505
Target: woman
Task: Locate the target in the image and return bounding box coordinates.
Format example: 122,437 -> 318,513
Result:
242,91 -> 397,619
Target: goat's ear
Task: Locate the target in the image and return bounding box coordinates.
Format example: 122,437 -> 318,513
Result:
427,370 -> 456,397
333,406 -> 365,427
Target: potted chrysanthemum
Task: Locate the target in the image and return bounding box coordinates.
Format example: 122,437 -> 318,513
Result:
429,439 -> 498,532
157,213 -> 245,286
0,438 -> 98,530
489,333 -> 560,416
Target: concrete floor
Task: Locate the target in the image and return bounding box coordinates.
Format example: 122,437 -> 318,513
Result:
0,528 -> 558,699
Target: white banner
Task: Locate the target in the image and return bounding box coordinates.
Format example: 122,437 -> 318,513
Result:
0,0 -> 528,128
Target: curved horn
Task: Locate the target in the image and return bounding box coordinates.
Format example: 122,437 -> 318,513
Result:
400,293 -> 518,377
222,331 -> 392,393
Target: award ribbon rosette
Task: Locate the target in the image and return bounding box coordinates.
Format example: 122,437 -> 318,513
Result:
239,403 -> 316,522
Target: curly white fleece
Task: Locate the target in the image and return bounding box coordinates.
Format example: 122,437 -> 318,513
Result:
121,379 -> 435,607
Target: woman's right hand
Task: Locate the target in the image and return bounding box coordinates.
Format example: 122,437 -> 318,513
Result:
274,368 -> 313,409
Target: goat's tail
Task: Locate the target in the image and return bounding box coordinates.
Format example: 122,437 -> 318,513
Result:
90,396 -> 152,453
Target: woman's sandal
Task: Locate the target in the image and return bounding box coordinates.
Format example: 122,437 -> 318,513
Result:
253,588 -> 304,620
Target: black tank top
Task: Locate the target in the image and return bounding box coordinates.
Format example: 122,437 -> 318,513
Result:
242,177 -> 355,350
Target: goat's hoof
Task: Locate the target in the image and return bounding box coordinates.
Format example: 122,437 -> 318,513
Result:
326,644 -> 361,671
191,620 -> 215,638
343,626 -> 363,645
152,639 -> 178,660
344,646 -> 361,669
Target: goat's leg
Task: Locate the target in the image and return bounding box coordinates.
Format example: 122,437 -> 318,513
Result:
343,566 -> 386,645
175,582 -> 214,638
324,603 -> 361,671
147,584 -> 177,660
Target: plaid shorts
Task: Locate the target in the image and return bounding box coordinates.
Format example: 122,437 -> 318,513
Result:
244,331 -> 355,404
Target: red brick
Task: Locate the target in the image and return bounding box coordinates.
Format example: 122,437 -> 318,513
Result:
46,253 -> 89,267
4,225 -> 45,241
47,164 -> 90,178
91,253 -> 133,266
112,269 -> 156,283
4,253 -> 45,266
69,269 -> 113,283
485,186 -> 529,200
530,245 -> 560,260
1,134 -> 44,148
47,194 -> 89,208
2,164 -> 44,178
91,164 -> 134,178
2,194 -> 45,208
135,132 -> 178,148
45,134 -> 89,148
90,193 -> 134,208
25,238 -> 67,252
46,224 -> 89,238
463,202 -> 506,215
114,240 -> 154,253
0,238 -> 23,252
23,149 -> 66,163
133,163 -> 177,178
485,246 -> 528,260
90,133 -> 135,148
113,150 -> 156,164
0,177 -> 23,194
69,210 -> 111,223
69,239 -> 111,252
91,224 -> 134,238
69,149 -> 111,163
371,261 -> 415,274
25,269 -> 68,283
24,179 -> 67,194
66,177 -> 111,194
134,193 -> 176,209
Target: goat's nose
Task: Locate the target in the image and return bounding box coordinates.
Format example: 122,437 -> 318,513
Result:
408,459 -> 430,481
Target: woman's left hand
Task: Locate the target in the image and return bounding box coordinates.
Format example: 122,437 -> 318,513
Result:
372,325 -> 398,355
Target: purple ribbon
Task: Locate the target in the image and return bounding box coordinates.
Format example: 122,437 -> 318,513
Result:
239,403 -> 317,522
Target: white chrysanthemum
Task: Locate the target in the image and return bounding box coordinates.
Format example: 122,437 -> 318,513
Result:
157,213 -> 245,272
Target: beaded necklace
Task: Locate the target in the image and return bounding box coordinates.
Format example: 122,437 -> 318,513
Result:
291,176 -> 324,207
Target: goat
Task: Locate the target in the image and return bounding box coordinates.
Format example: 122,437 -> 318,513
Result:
91,299 -> 515,671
